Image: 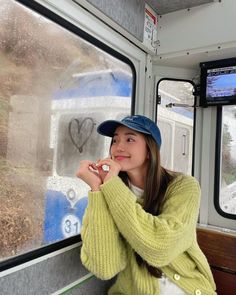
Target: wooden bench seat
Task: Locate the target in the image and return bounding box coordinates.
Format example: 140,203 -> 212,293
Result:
197,227 -> 236,295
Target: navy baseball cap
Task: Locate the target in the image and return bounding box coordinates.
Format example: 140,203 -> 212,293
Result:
97,115 -> 162,149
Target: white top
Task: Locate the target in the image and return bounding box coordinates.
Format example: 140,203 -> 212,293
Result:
129,183 -> 144,198
129,183 -> 187,295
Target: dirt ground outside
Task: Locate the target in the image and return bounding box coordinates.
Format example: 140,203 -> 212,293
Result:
0,161 -> 46,260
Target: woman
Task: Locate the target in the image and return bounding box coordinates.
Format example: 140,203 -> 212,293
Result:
77,115 -> 216,295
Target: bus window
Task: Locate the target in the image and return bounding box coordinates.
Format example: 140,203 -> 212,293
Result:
0,0 -> 134,261
156,79 -> 195,175
217,106 -> 236,217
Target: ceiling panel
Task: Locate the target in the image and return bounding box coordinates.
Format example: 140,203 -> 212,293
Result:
146,0 -> 215,15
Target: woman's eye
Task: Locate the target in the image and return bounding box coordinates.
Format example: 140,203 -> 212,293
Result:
127,137 -> 135,142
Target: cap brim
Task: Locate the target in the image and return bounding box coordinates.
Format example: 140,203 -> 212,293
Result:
97,120 -> 122,137
97,119 -> 151,137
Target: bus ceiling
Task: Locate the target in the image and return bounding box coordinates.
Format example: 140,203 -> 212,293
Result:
146,0 -> 216,15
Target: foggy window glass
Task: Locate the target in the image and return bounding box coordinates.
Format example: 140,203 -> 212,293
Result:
0,0 -> 133,261
219,106 -> 236,215
157,80 -> 194,175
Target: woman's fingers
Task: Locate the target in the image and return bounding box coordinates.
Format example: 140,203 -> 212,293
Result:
76,157 -> 121,187
76,160 -> 103,191
96,165 -> 108,182
96,158 -> 121,182
96,158 -> 117,168
76,160 -> 93,176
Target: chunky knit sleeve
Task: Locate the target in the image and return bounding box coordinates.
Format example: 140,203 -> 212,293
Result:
100,175 -> 200,268
80,190 -> 127,280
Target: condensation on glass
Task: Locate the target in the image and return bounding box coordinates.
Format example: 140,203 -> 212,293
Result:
0,0 -> 133,260
219,106 -> 236,215
157,80 -> 194,175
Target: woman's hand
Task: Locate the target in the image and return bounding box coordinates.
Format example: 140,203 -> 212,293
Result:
96,158 -> 121,183
76,160 -> 102,191
77,158 -> 121,190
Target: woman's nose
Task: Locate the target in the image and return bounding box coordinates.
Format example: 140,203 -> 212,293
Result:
116,142 -> 125,151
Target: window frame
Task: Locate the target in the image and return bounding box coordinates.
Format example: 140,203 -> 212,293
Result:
0,0 -> 140,270
155,77 -> 197,176
214,106 -> 236,220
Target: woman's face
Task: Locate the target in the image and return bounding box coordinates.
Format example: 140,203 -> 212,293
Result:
110,125 -> 149,176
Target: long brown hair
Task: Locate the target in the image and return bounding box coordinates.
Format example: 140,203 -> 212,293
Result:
118,134 -> 177,278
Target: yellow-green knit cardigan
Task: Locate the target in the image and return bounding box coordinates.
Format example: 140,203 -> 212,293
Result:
81,175 -> 217,295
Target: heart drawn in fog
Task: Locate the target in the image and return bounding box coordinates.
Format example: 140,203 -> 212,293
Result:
68,117 -> 96,153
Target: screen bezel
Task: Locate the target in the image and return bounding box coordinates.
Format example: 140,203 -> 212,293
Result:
200,57 -> 236,107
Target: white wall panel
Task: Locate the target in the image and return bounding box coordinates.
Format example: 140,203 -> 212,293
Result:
157,0 -> 236,57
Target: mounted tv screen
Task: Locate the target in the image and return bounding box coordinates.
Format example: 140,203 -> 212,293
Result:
200,58 -> 236,107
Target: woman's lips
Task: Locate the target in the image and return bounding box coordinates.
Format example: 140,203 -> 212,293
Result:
115,156 -> 129,161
